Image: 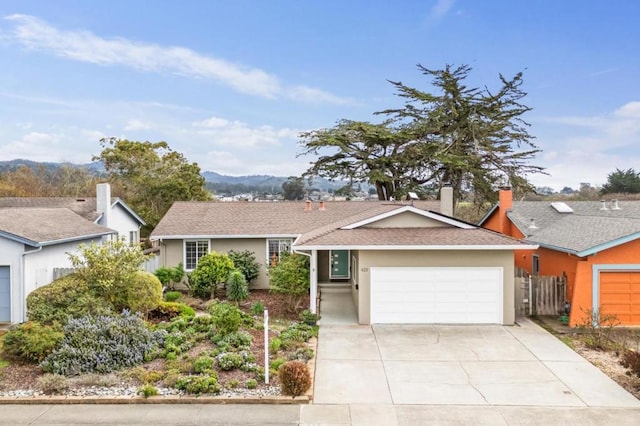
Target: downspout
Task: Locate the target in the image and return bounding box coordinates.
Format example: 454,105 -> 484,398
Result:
21,245 -> 43,323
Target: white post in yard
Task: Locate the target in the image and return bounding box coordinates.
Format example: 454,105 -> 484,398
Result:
264,309 -> 269,384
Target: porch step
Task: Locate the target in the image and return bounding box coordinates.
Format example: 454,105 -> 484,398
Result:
319,282 -> 351,294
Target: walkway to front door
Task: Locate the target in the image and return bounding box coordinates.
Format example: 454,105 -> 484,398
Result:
317,292 -> 358,325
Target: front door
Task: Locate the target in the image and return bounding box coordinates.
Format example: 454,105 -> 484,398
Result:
330,250 -> 350,279
0,266 -> 10,322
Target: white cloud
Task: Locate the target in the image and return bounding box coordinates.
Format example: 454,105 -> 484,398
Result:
3,14 -> 352,104
532,101 -> 640,190
428,0 -> 455,21
615,101 -> 640,118
287,86 -> 356,105
192,116 -> 299,148
124,119 -> 152,131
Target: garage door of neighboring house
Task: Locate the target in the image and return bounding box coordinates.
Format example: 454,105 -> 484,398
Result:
370,267 -> 503,324
0,266 -> 10,322
600,272 -> 640,325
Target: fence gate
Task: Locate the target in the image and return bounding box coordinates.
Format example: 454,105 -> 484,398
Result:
515,268 -> 567,316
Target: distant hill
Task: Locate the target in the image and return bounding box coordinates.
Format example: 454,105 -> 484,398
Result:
0,160 -> 348,194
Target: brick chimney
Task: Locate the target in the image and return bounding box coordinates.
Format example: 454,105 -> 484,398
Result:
498,186 -> 513,234
96,183 -> 111,227
440,184 -> 453,217
304,199 -> 312,212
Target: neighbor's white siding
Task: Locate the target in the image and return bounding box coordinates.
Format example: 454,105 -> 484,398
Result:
98,204 -> 142,244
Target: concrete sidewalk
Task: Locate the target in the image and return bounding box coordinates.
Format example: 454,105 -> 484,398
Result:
314,319 -> 640,408
2,403 -> 640,425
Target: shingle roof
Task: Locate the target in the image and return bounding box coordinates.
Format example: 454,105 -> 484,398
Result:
296,227 -> 529,248
150,201 -> 440,238
0,208 -> 115,246
0,197 -> 144,225
152,200 -> 533,250
0,197 -> 101,221
508,200 -> 640,254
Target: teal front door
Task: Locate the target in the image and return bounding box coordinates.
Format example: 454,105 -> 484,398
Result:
330,250 -> 350,279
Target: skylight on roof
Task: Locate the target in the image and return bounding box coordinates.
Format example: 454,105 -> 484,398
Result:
550,202 -> 573,213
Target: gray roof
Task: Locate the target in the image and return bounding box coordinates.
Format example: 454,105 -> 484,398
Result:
0,208 -> 115,246
152,200 -> 533,250
151,201 -> 441,238
508,200 -> 640,255
0,197 -> 145,225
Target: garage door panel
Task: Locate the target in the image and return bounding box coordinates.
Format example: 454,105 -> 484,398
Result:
600,271 -> 640,326
371,267 -> 503,324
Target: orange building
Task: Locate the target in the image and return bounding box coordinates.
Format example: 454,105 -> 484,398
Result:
480,187 -> 640,326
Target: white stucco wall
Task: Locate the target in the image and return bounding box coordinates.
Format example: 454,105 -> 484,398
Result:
0,236 -> 105,324
99,204 -> 141,244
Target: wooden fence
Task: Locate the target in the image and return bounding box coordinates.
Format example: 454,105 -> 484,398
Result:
515,268 -> 567,316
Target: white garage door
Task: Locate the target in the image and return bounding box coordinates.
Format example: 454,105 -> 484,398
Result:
370,267 -> 503,324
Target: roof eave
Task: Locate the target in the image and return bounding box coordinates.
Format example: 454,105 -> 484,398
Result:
39,231 -> 117,247
0,230 -> 40,247
477,203 -> 499,225
150,233 -> 300,240
575,231 -> 640,257
112,199 -> 146,226
293,244 -> 539,251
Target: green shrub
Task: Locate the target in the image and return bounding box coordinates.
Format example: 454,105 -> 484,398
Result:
175,374 -> 221,395
209,302 -> 242,336
215,352 -> 244,371
226,379 -> 240,389
250,301 -> 265,316
188,252 -> 235,299
126,271 -> 163,316
36,373 -> 69,395
269,338 -> 282,353
27,274 -> 112,325
279,322 -> 318,346
68,239 -> 148,311
41,311 -> 166,376
139,384 -> 159,398
227,250 -> 260,284
217,331 -> 252,351
178,303 -> 196,318
226,270 -> 249,302
148,301 -> 183,322
191,315 -> 215,333
161,331 -> 194,358
154,263 -> 185,289
126,366 -> 165,384
245,378 -> 257,389
164,291 -> 183,302
2,322 -> 64,363
299,309 -> 318,326
193,355 -> 215,374
287,347 -> 315,362
269,357 -> 287,372
268,252 -> 310,313
279,360 -> 311,397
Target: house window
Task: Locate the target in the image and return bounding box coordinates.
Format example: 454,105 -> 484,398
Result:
185,240 -> 209,270
129,230 -> 139,244
532,255 -> 540,276
267,239 -> 292,265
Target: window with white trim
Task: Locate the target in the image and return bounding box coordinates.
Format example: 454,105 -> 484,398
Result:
129,230 -> 139,244
185,240 -> 209,270
267,239 -> 292,265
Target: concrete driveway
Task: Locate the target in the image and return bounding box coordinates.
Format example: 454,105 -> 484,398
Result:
313,318 -> 640,408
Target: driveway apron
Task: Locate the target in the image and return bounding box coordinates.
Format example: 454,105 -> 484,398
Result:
313,319 -> 640,408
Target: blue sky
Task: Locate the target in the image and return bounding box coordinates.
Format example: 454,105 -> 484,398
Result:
0,0 -> 639,191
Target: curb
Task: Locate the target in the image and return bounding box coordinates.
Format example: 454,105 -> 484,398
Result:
0,395 -> 309,405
